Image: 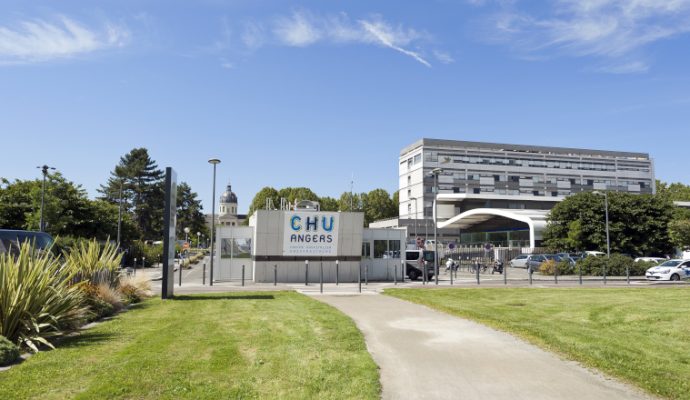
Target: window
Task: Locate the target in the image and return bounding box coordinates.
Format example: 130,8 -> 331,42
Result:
374,240 -> 388,258
407,158 -> 413,169
407,203 -> 412,216
473,188 -> 481,194
414,154 -> 422,164
407,175 -> 411,186
362,242 -> 371,258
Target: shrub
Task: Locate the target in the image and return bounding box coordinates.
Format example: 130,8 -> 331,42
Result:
0,242 -> 87,352
0,335 -> 20,366
576,254 -> 638,276
81,284 -> 124,321
65,239 -> 122,287
118,276 -> 152,304
540,260 -> 576,275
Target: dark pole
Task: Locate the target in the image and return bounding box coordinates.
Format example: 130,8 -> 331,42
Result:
36,165 -> 55,232
336,260 -> 339,286
274,264 -> 277,286
208,159 -> 221,286
604,192 -> 610,286
117,181 -> 123,249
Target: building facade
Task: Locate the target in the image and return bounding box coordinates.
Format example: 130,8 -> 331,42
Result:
397,138 -> 655,247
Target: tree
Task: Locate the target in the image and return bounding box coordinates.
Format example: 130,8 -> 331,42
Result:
361,189 -> 397,226
669,219 -> 690,250
338,192 -> 362,212
176,182 -> 209,239
657,180 -> 690,220
99,148 -> 164,240
0,174 -> 136,241
247,187 -> 280,218
320,196 -> 339,211
543,191 -> 675,256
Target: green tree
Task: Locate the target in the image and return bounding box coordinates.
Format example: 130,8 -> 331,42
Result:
176,182 -> 209,239
543,191 -> 674,256
338,192 -> 362,212
657,180 -> 690,220
99,148 -> 164,240
669,219 -> 690,250
247,187 -> 280,218
319,196 -> 339,211
0,174 -> 136,242
360,189 -> 397,226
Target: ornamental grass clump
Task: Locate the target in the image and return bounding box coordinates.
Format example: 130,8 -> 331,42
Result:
118,275 -> 152,304
0,335 -> 20,366
64,239 -> 122,287
0,243 -> 86,352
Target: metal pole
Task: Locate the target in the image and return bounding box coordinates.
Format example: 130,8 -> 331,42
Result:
401,259 -> 405,283
320,261 -> 323,294
365,264 -> 368,286
504,260 -> 507,285
394,264 -> 397,285
242,265 -> 245,287
476,260 -> 480,285
178,259 -> 182,286
450,259 -> 453,285
39,167 -> 47,232
604,192 -> 611,259
579,262 -> 583,285
117,181 -> 123,249
414,197 -> 418,245
358,263 -> 362,293
336,260 -> 339,286
209,162 -> 218,286
203,262 -> 206,285
274,264 -> 277,286
433,173 -> 439,286
626,265 -> 630,285
529,265 -> 533,285
554,263 -> 558,284
305,260 -> 309,286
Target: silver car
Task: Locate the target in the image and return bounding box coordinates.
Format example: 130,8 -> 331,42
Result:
510,254 -> 529,268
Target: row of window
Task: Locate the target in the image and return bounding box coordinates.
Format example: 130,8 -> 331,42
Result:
401,153 -> 423,169
423,151 -> 650,173
362,240 -> 402,259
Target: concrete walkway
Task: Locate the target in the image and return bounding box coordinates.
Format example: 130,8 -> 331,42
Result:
316,294 -> 653,400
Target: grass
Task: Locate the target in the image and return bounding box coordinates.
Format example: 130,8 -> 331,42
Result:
0,291 -> 380,400
385,287 -> 690,400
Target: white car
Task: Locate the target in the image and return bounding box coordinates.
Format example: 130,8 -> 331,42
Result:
645,260 -> 690,281
510,254 -> 529,268
634,257 -> 666,264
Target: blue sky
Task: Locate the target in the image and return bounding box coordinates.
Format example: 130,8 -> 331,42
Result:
1,0 -> 689,213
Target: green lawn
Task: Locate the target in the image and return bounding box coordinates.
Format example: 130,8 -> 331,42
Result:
386,287 -> 690,400
0,292 -> 380,400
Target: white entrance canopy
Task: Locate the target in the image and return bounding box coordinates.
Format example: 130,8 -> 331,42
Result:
438,208 -> 550,248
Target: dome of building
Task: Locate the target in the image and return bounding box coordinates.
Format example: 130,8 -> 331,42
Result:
220,183 -> 237,204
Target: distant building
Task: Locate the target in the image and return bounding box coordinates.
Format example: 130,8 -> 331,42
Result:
205,182 -> 247,231
374,138 -> 655,248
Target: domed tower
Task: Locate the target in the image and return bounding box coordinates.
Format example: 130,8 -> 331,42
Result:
218,183 -> 238,226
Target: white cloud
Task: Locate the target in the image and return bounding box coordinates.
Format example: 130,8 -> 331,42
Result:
0,16 -> 129,64
485,0 -> 690,72
245,10 -> 439,67
433,49 -> 455,64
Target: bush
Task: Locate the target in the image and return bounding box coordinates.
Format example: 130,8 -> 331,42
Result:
81,284 -> 124,321
65,239 -> 122,287
0,335 -> 20,366
128,241 -> 163,267
576,254 -> 641,276
539,260 -> 576,275
118,276 -> 152,304
0,242 -> 87,352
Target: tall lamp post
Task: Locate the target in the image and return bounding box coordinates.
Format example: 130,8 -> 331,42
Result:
36,165 -> 56,232
197,231 -> 201,248
593,191 -> 611,258
430,168 -> 443,285
410,196 -> 419,246
184,227 -> 190,246
208,158 -> 221,286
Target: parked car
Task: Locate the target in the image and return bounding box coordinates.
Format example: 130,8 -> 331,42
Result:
510,254 -> 529,268
556,253 -> 582,263
525,254 -> 548,271
0,229 -> 55,256
634,257 -> 666,264
585,251 -> 606,257
645,260 -> 690,281
405,250 -> 436,280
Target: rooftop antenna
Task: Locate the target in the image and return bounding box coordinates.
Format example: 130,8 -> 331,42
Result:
350,174 -> 354,211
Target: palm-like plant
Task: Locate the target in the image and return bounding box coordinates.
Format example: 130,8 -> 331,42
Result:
64,239 -> 122,287
0,243 -> 86,351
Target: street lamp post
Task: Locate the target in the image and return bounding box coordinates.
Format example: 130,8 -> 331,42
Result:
410,196 -> 418,246
430,168 -> 443,285
208,158 -> 221,286
36,165 -> 55,232
593,191 -> 611,258
184,227 -> 190,245
197,231 -> 201,248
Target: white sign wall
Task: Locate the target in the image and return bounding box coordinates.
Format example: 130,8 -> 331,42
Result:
283,212 -> 340,256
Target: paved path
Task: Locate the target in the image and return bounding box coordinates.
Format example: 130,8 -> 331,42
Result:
316,294 -> 654,400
